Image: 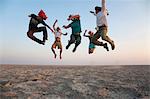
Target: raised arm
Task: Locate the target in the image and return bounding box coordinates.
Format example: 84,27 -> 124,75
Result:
53,19 -> 58,30
101,0 -> 106,12
83,30 -> 89,37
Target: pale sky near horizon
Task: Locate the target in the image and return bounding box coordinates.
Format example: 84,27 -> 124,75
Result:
0,0 -> 150,65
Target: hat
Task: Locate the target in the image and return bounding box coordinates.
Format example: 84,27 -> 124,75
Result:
67,14 -> 80,20
38,10 -> 48,19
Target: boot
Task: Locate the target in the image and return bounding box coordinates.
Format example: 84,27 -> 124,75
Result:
103,43 -> 109,51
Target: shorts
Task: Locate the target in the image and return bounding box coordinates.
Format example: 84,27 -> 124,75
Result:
52,37 -> 62,49
89,43 -> 96,49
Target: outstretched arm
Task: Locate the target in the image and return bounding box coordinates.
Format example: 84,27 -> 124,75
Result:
61,32 -> 68,36
53,19 -> 57,30
83,30 -> 89,37
63,24 -> 71,29
47,25 -> 54,32
42,21 -> 54,32
49,26 -> 54,32
90,11 -> 96,16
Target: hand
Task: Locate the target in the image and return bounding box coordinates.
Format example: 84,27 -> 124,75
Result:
85,30 -> 87,32
64,33 -> 68,35
63,25 -> 66,29
90,11 -> 94,14
55,19 -> 58,22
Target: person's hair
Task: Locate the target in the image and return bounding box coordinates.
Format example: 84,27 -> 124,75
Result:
95,6 -> 109,15
95,6 -> 101,11
56,27 -> 60,31
88,31 -> 93,35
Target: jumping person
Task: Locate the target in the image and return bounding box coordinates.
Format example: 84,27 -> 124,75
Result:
63,15 -> 82,52
83,30 -> 96,54
90,0 -> 115,50
51,20 -> 67,59
27,10 -> 53,45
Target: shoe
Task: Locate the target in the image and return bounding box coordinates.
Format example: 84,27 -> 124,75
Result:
66,45 -> 69,49
104,43 -> 109,51
54,54 -> 57,59
43,38 -> 48,42
72,47 -> 77,52
41,41 -> 45,45
111,41 -> 115,50
60,55 -> 62,59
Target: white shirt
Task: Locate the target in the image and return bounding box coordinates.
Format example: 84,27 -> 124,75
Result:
96,10 -> 108,27
54,30 -> 62,38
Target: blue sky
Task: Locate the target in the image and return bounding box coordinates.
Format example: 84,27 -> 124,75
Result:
0,0 -> 150,65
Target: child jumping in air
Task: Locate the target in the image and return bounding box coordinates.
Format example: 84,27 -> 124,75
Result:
83,30 -> 96,54
51,20 -> 67,59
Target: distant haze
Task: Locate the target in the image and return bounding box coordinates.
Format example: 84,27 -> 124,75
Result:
0,0 -> 150,65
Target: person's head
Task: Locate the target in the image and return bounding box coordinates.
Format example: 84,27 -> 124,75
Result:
56,27 -> 61,32
67,14 -> 80,21
88,31 -> 94,36
95,6 -> 101,14
95,6 -> 109,15
38,10 -> 48,20
67,15 -> 72,21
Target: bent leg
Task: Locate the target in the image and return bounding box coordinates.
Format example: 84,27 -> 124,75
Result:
101,29 -> 115,50
66,34 -> 75,49
51,42 -> 57,58
89,43 -> 95,54
91,30 -> 109,51
27,30 -> 44,45
91,31 -> 104,46
60,48 -> 62,59
36,27 -> 48,42
57,41 -> 63,59
73,35 -> 81,52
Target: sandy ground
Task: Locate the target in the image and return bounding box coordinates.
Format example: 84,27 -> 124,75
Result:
0,65 -> 150,99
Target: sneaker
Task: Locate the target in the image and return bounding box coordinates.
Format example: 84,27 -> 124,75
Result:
54,54 -> 57,59
111,41 -> 115,50
43,38 -> 48,42
41,41 -> 45,45
60,55 -> 62,59
72,47 -> 77,52
66,45 -> 69,49
104,43 -> 109,51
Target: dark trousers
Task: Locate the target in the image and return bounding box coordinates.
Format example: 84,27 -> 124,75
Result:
67,34 -> 81,49
27,27 -> 47,44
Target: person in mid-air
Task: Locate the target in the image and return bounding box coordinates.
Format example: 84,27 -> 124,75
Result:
27,10 -> 53,45
90,0 -> 115,51
63,14 -> 82,52
51,20 -> 67,59
83,30 -> 96,54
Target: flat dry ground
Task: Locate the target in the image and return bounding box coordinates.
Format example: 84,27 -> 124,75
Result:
0,65 -> 150,99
